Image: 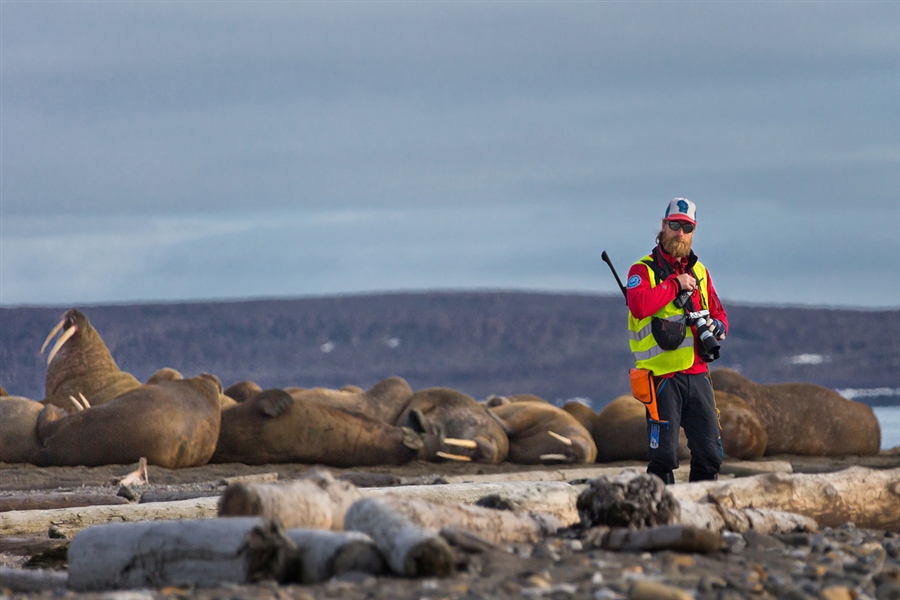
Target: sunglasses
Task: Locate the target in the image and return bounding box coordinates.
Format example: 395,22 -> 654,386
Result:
667,221 -> 695,233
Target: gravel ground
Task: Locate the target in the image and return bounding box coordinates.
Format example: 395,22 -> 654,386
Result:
1,453 -> 899,600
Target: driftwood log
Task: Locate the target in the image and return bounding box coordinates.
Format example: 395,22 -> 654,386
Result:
344,497 -> 455,578
217,469 -> 361,529
668,466 -> 900,530
370,495 -> 563,546
373,480 -> 583,526
285,529 -> 386,583
581,524 -> 723,553
67,517 -> 295,591
0,492 -> 130,512
0,566 -> 68,593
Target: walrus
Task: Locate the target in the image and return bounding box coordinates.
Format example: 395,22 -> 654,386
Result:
710,368 -> 880,456
0,395 -> 44,464
715,390 -> 767,460
34,374 -> 222,468
488,400 -> 597,464
291,377 -> 415,425
571,396 -> 690,463
223,380 -> 263,403
393,387 -> 510,464
148,368 -> 236,410
211,388 -> 426,467
41,309 -> 142,410
483,393 -> 549,406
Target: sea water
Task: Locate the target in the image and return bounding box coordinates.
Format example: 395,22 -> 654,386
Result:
873,406 -> 900,450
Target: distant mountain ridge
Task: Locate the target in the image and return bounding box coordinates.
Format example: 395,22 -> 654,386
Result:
2,291 -> 898,411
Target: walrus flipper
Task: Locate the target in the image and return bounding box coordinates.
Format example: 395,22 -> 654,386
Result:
255,389 -> 295,418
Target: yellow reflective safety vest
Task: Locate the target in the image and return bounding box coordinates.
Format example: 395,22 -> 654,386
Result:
627,254 -> 709,376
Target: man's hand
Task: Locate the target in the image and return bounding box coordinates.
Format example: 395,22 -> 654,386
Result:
708,319 -> 726,340
675,273 -> 696,292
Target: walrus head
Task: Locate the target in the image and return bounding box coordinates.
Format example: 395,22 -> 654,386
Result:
41,309 -> 141,410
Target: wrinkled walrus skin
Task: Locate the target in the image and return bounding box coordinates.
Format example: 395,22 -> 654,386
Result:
394,387 -> 510,464
0,396 -> 44,464
42,309 -> 142,411
711,368 -> 880,456
35,375 -> 222,468
292,376 -> 415,425
565,396 -> 689,463
489,400 -> 597,465
211,388 -> 424,467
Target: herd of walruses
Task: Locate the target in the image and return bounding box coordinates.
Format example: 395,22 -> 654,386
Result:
0,309 -> 882,469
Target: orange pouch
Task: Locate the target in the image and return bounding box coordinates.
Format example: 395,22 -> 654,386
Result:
629,368 -> 662,421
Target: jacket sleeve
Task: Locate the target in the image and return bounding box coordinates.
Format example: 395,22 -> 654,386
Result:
705,271 -> 728,334
626,263 -> 681,320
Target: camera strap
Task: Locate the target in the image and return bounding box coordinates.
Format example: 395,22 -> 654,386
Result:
642,247 -> 705,311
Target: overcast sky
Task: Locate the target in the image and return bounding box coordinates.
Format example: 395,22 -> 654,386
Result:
2,2 -> 898,309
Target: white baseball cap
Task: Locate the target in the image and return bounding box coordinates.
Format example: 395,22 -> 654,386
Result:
664,198 -> 696,224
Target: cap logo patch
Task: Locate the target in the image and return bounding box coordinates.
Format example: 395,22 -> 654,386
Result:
677,199 -> 689,213
627,275 -> 641,289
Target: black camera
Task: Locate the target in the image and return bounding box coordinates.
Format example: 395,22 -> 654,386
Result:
674,291 -> 721,362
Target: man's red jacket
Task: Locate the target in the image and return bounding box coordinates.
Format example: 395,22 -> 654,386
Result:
626,245 -> 728,377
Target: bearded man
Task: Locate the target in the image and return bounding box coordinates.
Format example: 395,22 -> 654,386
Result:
624,198 -> 728,483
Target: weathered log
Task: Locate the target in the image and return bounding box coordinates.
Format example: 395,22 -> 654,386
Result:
582,524 -> 722,553
668,466 -> 900,530
0,492 -> 130,512
67,517 -> 295,591
0,496 -> 219,536
369,495 -> 563,546
0,566 -> 68,592
344,497 -> 455,578
139,489 -> 220,504
372,480 -> 583,526
218,469 -> 361,530
284,529 -> 385,583
677,499 -> 818,534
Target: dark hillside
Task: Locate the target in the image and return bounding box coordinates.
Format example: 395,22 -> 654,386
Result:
1,292 -> 897,411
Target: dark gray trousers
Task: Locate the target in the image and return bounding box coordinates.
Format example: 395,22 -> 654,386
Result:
646,371 -> 723,483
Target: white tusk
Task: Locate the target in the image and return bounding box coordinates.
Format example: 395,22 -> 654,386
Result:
442,438 -> 478,449
539,453 -> 568,462
547,431 -> 573,446
46,325 -> 77,365
436,451 -> 472,462
69,395 -> 84,411
78,392 -> 91,408
40,319 -> 65,354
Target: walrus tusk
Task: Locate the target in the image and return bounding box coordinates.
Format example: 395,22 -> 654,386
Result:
40,319 -> 65,354
78,392 -> 91,409
442,438 -> 478,449
436,451 -> 472,462
539,453 -> 569,462
115,457 -> 149,487
547,431 -> 573,446
69,395 -> 85,411
46,325 -> 77,365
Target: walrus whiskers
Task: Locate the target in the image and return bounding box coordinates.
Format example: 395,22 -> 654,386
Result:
539,453 -> 568,462
547,431 -> 573,446
436,451 -> 472,462
40,319 -> 65,354
45,325 -> 78,365
442,438 -> 478,449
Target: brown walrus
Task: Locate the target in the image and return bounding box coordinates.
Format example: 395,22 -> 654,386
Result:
710,368 -> 880,456
150,368 -> 236,410
223,380 -> 263,403
488,400 -> 597,464
715,390 -> 767,460
211,388 -> 425,467
0,395 -> 44,464
393,387 -> 510,464
34,374 -> 222,468
41,309 -> 141,410
291,377 -> 415,425
567,396 -> 690,463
